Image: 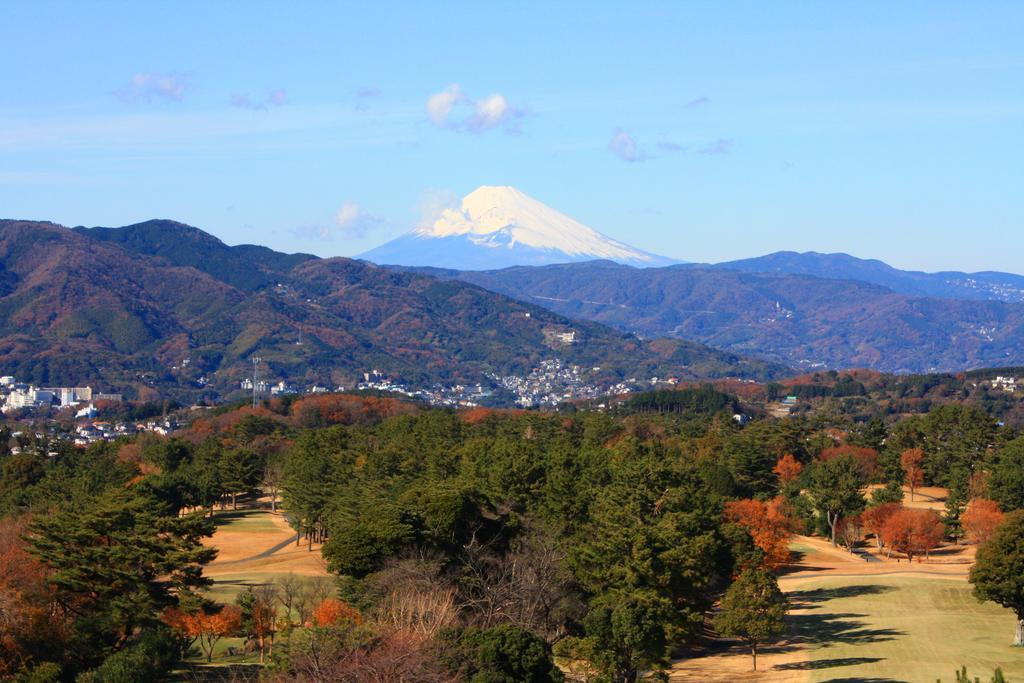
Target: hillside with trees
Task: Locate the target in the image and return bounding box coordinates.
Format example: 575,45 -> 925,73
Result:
0,220 -> 786,401
419,260 -> 1024,373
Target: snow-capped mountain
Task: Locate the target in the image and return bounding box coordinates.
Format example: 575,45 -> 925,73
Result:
359,186 -> 677,270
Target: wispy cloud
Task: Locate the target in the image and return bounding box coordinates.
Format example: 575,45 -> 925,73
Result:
290,201 -> 388,241
608,128 -> 644,162
685,96 -> 710,109
414,188 -> 460,231
610,129 -> 729,162
698,138 -> 733,155
426,84 -> 527,133
229,88 -> 288,111
115,72 -> 190,102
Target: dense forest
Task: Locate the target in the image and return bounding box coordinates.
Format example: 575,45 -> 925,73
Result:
2,389 -> 1024,681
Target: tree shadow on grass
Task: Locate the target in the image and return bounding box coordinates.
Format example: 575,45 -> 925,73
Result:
211,509 -> 262,525
788,584 -> 896,606
786,611 -> 903,646
775,656 -> 884,671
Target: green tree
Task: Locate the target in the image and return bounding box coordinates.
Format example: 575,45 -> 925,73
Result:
969,509 -> 1024,646
943,470 -> 970,543
218,447 -> 260,510
442,624 -> 563,683
920,405 -> 996,486
282,429 -> 346,549
712,567 -> 788,671
989,438 -> 1024,512
74,626 -> 178,683
807,455 -> 865,547
563,588 -> 674,683
26,490 -> 216,672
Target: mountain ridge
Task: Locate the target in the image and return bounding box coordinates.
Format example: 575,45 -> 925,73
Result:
419,260 -> 1024,374
702,250 -> 1024,303
0,219 -> 785,401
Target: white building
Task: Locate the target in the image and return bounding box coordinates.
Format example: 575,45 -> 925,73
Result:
992,376 -> 1018,393
53,386 -> 92,407
76,404 -> 98,419
3,387 -> 55,412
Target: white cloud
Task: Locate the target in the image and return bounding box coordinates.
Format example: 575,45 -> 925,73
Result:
426,84 -> 465,127
116,72 -> 190,102
608,128 -> 643,162
334,201 -> 362,229
291,201 -> 387,241
415,188 -> 460,230
426,84 -> 527,133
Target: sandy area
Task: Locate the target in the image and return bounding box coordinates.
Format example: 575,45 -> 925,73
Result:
203,506 -> 328,578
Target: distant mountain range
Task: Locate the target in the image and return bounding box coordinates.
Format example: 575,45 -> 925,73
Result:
704,251 -> 1024,303
355,187 -> 1024,374
0,219 -> 784,400
360,186 -> 677,269
415,261 -> 1024,374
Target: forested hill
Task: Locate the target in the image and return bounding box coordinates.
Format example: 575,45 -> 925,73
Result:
74,220 -> 317,292
0,220 -> 787,399
416,261 -> 1024,374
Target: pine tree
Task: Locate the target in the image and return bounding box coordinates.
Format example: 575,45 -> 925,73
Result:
713,568 -> 788,671
26,490 -> 216,669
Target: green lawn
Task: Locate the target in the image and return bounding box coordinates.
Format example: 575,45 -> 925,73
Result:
210,509 -> 279,533
782,576 -> 1024,682
204,571 -> 298,603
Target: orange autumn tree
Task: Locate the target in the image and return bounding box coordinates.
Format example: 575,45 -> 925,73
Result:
880,508 -> 944,563
725,497 -> 799,568
900,448 -> 925,501
164,605 -> 242,662
312,598 -> 363,627
861,502 -> 902,550
962,498 -> 1004,545
772,454 -> 803,484
0,518 -> 64,677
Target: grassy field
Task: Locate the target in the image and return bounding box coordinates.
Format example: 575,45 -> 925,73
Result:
177,506 -> 331,670
790,576 -> 1024,683
211,508 -> 280,534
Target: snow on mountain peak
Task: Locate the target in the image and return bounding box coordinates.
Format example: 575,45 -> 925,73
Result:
359,185 -> 676,269
413,185 -> 657,262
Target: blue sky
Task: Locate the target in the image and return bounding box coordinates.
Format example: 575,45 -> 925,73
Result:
1,2 -> 1021,272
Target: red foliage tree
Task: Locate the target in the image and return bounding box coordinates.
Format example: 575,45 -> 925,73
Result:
725,497 -> 799,569
819,445 -> 879,481
312,598 -> 363,627
861,502 -> 902,549
772,454 -> 803,484
164,605 -> 241,662
900,448 -> 925,502
961,498 -> 1005,545
0,518 -> 64,677
880,508 -> 944,563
